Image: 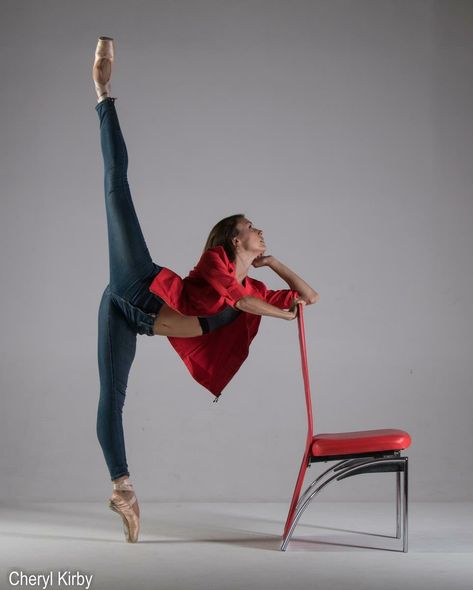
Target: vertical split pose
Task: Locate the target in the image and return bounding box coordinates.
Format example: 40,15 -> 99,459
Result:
92,37 -> 319,543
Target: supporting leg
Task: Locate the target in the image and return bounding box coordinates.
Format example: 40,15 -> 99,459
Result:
96,285 -> 137,480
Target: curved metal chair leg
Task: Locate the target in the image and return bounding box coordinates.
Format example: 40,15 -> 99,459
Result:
293,459 -> 352,516
295,456 -> 402,528
281,457 -> 406,551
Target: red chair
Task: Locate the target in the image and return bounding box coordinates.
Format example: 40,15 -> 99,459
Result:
281,304 -> 411,552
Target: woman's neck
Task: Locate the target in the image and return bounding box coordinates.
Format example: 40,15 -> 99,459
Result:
234,251 -> 256,284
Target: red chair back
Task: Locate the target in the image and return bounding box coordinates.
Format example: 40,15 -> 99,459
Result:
297,304 -> 314,443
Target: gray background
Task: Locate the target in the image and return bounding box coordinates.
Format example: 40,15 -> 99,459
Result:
1,0 -> 472,503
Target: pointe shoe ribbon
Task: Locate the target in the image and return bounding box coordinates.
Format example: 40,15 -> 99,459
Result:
109,479 -> 140,543
93,36 -> 114,101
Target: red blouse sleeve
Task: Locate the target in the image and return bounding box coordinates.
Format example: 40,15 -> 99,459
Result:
197,247 -> 248,307
264,288 -> 299,309
248,277 -> 299,309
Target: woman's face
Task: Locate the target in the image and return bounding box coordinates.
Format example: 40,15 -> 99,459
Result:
234,218 -> 266,255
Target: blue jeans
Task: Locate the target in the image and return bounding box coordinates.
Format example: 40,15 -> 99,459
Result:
95,97 -> 163,481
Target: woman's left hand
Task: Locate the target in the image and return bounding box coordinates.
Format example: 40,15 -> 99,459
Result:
252,254 -> 275,268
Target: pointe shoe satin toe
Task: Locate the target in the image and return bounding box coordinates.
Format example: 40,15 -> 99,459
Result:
109,478 -> 140,543
93,36 -> 114,102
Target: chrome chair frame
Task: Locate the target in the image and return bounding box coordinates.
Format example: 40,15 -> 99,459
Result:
280,305 -> 410,552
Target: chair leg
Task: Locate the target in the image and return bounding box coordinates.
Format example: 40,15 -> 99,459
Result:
282,449 -> 310,539
396,470 -> 401,538
281,456 -> 407,551
294,459 -> 352,517
403,457 -> 409,553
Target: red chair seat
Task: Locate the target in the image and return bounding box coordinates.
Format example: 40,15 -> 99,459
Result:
311,429 -> 411,457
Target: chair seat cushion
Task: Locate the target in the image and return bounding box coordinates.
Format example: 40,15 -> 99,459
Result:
311,429 -> 411,457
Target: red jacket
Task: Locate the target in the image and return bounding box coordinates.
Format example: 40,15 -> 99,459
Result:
149,245 -> 298,397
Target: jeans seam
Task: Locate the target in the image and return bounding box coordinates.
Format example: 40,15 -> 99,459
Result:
106,300 -> 127,477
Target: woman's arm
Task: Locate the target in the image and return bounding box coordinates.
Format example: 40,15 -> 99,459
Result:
253,255 -> 319,304
235,295 -> 302,320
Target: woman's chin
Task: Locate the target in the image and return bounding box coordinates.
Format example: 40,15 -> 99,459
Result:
250,245 -> 266,258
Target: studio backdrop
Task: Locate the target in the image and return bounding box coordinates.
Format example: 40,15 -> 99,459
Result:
1,0 -> 472,503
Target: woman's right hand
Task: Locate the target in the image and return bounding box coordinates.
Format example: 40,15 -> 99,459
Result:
286,298 -> 306,320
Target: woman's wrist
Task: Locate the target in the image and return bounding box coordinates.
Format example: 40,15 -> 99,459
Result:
266,255 -> 279,269
286,309 -> 298,320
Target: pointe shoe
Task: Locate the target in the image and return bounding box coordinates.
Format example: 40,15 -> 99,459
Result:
109,478 -> 140,543
93,36 -> 114,102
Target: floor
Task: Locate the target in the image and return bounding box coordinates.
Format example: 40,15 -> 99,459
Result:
1,502 -> 472,590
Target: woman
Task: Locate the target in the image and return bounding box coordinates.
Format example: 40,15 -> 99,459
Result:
92,37 -> 319,543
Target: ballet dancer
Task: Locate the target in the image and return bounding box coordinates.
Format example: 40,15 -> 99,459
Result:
92,36 -> 319,543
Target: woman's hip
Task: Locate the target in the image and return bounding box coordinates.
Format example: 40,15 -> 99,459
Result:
122,263 -> 164,314
99,283 -> 159,338
111,293 -> 156,337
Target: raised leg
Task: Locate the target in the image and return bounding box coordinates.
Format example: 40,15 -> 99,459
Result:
96,96 -> 155,297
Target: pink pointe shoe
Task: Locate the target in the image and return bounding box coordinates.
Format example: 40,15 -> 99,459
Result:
92,36 -> 114,102
109,478 -> 140,543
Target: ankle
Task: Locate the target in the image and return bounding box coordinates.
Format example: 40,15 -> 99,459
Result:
112,474 -> 130,484
113,476 -> 135,492
97,92 -> 110,103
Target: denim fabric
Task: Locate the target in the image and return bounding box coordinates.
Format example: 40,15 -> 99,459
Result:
95,97 -> 163,480
94,98 -> 241,480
